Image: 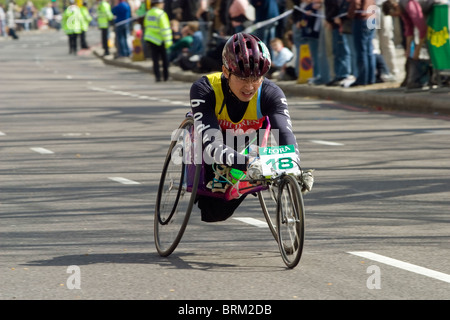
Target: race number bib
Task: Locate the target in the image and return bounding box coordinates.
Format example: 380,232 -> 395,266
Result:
259,145 -> 300,177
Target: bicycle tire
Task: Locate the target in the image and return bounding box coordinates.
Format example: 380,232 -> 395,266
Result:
276,175 -> 305,268
154,117 -> 200,257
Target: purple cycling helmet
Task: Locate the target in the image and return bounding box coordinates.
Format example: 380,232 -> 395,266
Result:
222,33 -> 271,78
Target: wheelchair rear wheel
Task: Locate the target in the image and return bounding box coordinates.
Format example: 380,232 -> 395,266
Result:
154,116 -> 200,257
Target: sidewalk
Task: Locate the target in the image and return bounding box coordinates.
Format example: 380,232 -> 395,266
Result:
92,46 -> 450,116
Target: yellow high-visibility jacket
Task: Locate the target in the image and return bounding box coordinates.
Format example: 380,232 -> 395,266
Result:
143,6 -> 172,49
80,5 -> 92,32
97,0 -> 113,29
62,5 -> 82,34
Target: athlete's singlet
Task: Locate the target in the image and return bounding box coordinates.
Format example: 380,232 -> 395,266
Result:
190,72 -> 299,171
206,72 -> 265,134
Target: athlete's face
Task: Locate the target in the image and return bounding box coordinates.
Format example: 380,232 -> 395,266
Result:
223,66 -> 263,102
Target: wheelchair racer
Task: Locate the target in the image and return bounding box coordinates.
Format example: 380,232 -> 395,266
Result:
189,32 -> 312,222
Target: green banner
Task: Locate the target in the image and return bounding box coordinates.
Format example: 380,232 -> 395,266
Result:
427,5 -> 450,70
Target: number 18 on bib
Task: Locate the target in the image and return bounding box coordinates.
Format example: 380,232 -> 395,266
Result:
259,145 -> 300,177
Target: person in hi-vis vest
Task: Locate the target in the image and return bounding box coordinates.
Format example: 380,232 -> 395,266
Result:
80,1 -> 92,49
62,0 -> 82,55
143,0 -> 173,82
96,0 -> 113,56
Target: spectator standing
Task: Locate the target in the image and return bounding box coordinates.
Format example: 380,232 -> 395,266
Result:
43,2 -> 54,28
299,0 -> 325,84
324,0 -> 353,86
22,1 -> 35,31
112,0 -> 131,58
291,0 -> 308,78
382,0 -> 430,88
177,0 -> 200,22
6,1 -> 19,39
339,0 -> 358,82
164,0 -> 177,20
96,0 -> 113,56
0,4 -> 7,38
144,0 -> 173,82
373,37 -> 395,82
375,0 -> 398,79
62,0 -> 82,54
229,0 -> 249,33
250,0 -> 279,51
276,0 -> 287,39
51,0 -> 61,30
211,0 -> 226,33
80,1 -> 92,49
382,0 -> 428,60
135,1 -> 150,58
346,0 -> 376,87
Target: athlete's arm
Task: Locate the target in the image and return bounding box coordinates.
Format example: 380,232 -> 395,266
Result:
190,76 -> 249,171
260,79 -> 300,160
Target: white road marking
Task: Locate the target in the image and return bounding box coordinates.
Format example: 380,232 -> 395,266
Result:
108,177 -> 141,185
310,140 -> 344,146
62,132 -> 91,137
90,86 -> 108,92
348,251 -> 450,284
425,130 -> 450,135
116,91 -> 132,96
30,147 -> 54,154
233,217 -> 268,228
0,131 -> 5,136
88,86 -> 187,105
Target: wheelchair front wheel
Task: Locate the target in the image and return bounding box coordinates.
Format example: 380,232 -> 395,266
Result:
276,175 -> 305,268
258,184 -> 278,242
154,117 -> 200,257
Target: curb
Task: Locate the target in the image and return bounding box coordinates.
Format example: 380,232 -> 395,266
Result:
280,82 -> 450,116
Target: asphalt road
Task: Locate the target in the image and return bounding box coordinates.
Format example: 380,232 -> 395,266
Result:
1,29 -> 449,301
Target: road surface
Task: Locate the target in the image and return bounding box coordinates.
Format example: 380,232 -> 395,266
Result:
1,29 -> 449,301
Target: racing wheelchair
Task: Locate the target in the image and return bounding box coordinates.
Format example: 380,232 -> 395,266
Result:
154,113 -> 308,268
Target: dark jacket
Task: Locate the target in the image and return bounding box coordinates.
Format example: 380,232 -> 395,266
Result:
324,0 -> 345,29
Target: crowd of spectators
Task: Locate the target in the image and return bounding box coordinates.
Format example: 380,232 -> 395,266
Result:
126,0 -> 448,89
0,0 -> 63,37
2,0 -> 448,88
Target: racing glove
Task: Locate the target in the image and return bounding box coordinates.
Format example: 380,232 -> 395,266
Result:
247,157 -> 263,180
301,169 -> 314,194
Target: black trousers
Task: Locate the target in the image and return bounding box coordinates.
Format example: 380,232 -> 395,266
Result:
80,31 -> 88,49
68,34 -> 78,54
147,41 -> 169,81
101,28 -> 109,55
